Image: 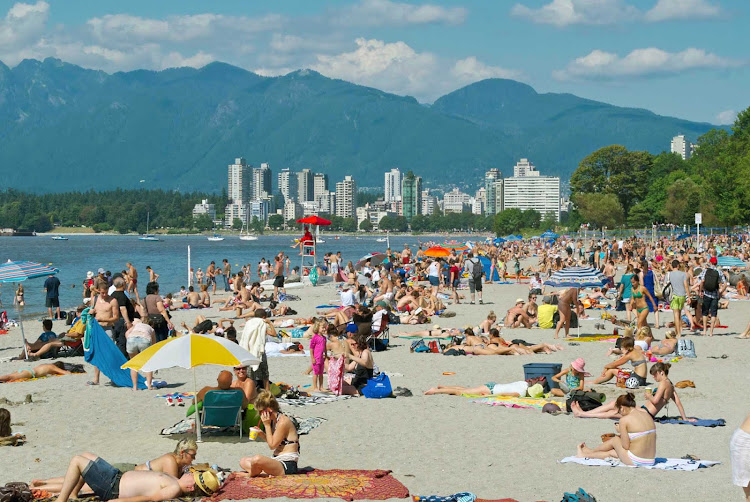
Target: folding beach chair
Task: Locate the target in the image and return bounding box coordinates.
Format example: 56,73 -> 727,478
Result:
200,389 -> 244,437
368,315 -> 390,352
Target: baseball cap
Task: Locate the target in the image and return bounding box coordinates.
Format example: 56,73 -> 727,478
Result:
97,268 -> 105,274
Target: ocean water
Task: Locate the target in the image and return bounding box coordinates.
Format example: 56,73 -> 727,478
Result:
0,234 -> 424,318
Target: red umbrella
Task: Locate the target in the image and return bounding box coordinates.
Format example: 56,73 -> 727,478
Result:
424,246 -> 451,258
296,216 -> 332,226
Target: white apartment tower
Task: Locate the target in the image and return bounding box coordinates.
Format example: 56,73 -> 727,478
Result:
313,173 -> 329,199
503,158 -> 560,221
484,168 -> 503,215
278,168 -> 298,205
227,158 -> 250,204
252,163 -> 272,200
335,176 -> 356,219
384,168 -> 403,203
297,169 -> 314,202
513,158 -> 535,177
671,135 -> 693,160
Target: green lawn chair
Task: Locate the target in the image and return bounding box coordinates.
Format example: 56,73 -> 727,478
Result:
200,389 -> 244,438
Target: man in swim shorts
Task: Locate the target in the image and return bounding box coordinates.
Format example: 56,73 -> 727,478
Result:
54,453 -> 219,502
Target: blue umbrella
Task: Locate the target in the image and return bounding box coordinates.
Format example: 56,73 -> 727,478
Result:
545,266 -> 608,288
717,256 -> 747,268
0,260 -> 60,359
676,233 -> 691,241
540,230 -> 559,239
492,237 -> 506,246
505,234 -> 522,242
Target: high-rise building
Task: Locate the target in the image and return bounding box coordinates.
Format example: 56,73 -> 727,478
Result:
248,199 -> 269,224
283,201 -> 302,223
443,188 -> 471,213
484,168 -> 503,215
335,176 -> 356,219
503,159 -> 561,221
401,171 -> 422,221
192,199 -> 216,221
513,158 -> 535,177
226,157 -> 250,227
421,190 -> 436,216
315,191 -> 335,214
671,135 -> 693,160
384,168 -> 403,203
297,169 -> 314,202
278,168 -> 298,205
252,163 -> 272,200
473,188 -> 486,215
313,173 -> 329,199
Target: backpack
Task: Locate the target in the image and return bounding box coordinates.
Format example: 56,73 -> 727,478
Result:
703,268 -> 719,292
565,390 -> 605,412
677,338 -> 696,358
660,281 -> 673,303
470,259 -> 483,280
361,373 -> 393,399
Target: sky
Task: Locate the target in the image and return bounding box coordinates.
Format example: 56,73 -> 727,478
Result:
0,0 -> 747,125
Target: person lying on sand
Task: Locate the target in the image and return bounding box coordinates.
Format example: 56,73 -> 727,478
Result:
0,362 -> 85,382
573,393 -> 657,467
424,379 -> 532,397
572,362 -> 694,421
648,330 -> 679,355
447,328 -> 563,355
50,452 -> 218,502
31,439 -> 199,493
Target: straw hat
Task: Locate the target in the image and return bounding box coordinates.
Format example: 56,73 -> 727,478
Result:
571,357 -> 591,376
515,298 -> 524,304
86,271 -> 94,279
194,470 -> 220,495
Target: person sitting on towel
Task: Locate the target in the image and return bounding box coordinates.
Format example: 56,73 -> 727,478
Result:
424,379 -> 532,397
574,392 -> 657,467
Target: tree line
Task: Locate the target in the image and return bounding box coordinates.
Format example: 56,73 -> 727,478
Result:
568,107 -> 750,229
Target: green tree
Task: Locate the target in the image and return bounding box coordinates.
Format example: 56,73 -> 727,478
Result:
232,218 -> 243,230
663,178 -> 701,225
494,208 -> 524,235
359,219 -> 373,231
539,212 -> 557,231
570,145 -> 653,215
572,192 -> 624,229
341,218 -> 357,232
193,214 -> 214,230
521,209 -> 541,229
267,214 -> 284,230
250,216 -> 265,234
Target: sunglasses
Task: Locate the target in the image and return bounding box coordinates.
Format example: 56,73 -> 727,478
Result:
234,367 -> 248,371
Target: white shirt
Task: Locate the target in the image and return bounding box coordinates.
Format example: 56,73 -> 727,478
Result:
340,289 -> 355,307
428,261 -> 439,278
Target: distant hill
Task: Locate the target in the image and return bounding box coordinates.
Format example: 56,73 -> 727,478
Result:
0,58 -> 719,192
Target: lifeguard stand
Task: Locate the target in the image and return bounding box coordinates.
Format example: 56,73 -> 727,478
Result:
300,237 -> 316,277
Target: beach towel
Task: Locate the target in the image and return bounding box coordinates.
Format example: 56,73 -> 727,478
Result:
161,415 -> 325,436
207,469 -> 409,501
655,416 -> 726,427
316,305 -> 340,309
82,312 -> 146,389
277,394 -> 352,407
328,355 -> 345,396
238,318 -> 267,371
469,395 -> 560,410
414,493 -> 477,502
266,342 -> 308,357
559,456 -> 720,470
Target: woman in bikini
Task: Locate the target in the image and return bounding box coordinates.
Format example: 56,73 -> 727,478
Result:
239,390 -> 300,476
591,337 -> 648,386
575,393 -> 657,466
0,362 -> 84,382
649,329 -> 679,355
479,311 -> 498,333
631,274 -> 656,329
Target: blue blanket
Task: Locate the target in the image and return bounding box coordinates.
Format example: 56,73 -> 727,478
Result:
656,416 -> 726,427
83,311 -> 147,389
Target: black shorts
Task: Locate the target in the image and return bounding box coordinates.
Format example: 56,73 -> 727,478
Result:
473,277 -> 482,292
82,458 -> 122,501
249,353 -> 269,382
702,295 -> 719,317
46,297 -> 60,308
279,460 -> 298,475
273,275 -> 285,288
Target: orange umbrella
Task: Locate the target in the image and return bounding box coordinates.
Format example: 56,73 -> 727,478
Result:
424,246 -> 450,258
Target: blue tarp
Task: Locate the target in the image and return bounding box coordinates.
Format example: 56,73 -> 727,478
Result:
83,310 -> 146,389
478,256 -> 500,281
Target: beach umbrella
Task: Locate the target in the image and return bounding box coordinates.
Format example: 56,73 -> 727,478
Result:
717,256 -> 747,268
541,230 -> 559,239
355,252 -> 386,270
545,266 -> 608,288
424,246 -> 451,258
492,237 -> 506,246
296,216 -> 332,226
123,334 -> 259,441
505,235 -> 522,242
676,233 -> 691,241
0,260 -> 60,359
442,241 -> 469,252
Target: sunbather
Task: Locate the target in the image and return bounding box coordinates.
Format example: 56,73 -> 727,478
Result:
572,363 -> 692,420
649,330 -> 678,355
31,439 -> 199,493
239,390 -> 300,476
574,393 -> 657,466
0,362 -> 84,382
424,379 -> 530,396
50,452 -> 218,502
591,337 -> 648,386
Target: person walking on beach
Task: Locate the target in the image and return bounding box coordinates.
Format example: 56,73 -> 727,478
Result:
222,259 -> 231,292
273,255 -> 285,300
126,262 -> 139,302
146,265 -> 159,283
44,273 -> 61,320
207,261 -> 217,293
698,256 -> 727,336
463,252 -> 483,305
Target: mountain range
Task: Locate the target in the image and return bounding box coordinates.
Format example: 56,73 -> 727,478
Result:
0,57 -> 719,193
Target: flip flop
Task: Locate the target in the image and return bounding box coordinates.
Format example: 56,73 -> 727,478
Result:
86,381 -> 99,386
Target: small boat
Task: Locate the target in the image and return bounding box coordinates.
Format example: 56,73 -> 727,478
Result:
240,234 -> 258,241
376,237 -> 387,242
139,212 -> 160,241
207,234 -> 225,242
316,237 -> 325,244
51,235 -> 68,241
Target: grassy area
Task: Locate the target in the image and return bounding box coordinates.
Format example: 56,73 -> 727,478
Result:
44,227 -> 97,234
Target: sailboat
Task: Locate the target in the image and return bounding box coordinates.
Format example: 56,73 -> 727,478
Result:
207,234 -> 225,242
139,212 -> 159,241
239,220 -> 258,241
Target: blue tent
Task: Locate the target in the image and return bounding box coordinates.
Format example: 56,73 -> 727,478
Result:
478,255 -> 500,281
676,233 -> 691,241
505,234 -> 522,242
540,230 -> 559,239
492,237 -> 506,246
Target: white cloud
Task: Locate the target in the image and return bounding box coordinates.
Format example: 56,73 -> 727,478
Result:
554,47 -> 740,80
160,51 -> 215,70
336,0 -> 467,26
645,0 -> 721,22
715,109 -> 737,125
0,1 -> 49,62
511,0 -> 639,27
451,56 -> 522,83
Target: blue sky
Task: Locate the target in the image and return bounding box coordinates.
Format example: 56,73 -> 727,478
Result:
0,0 -> 746,124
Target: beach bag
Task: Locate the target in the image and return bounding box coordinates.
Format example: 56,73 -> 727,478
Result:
677,338 -> 696,358
471,259 -> 483,280
565,390 -> 604,413
562,488 -> 597,502
428,340 -> 440,353
361,373 -> 393,399
703,268 -> 719,292
0,483 -> 32,502
616,370 -> 631,388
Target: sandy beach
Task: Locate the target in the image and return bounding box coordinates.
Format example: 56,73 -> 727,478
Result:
1,276 -> 748,502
